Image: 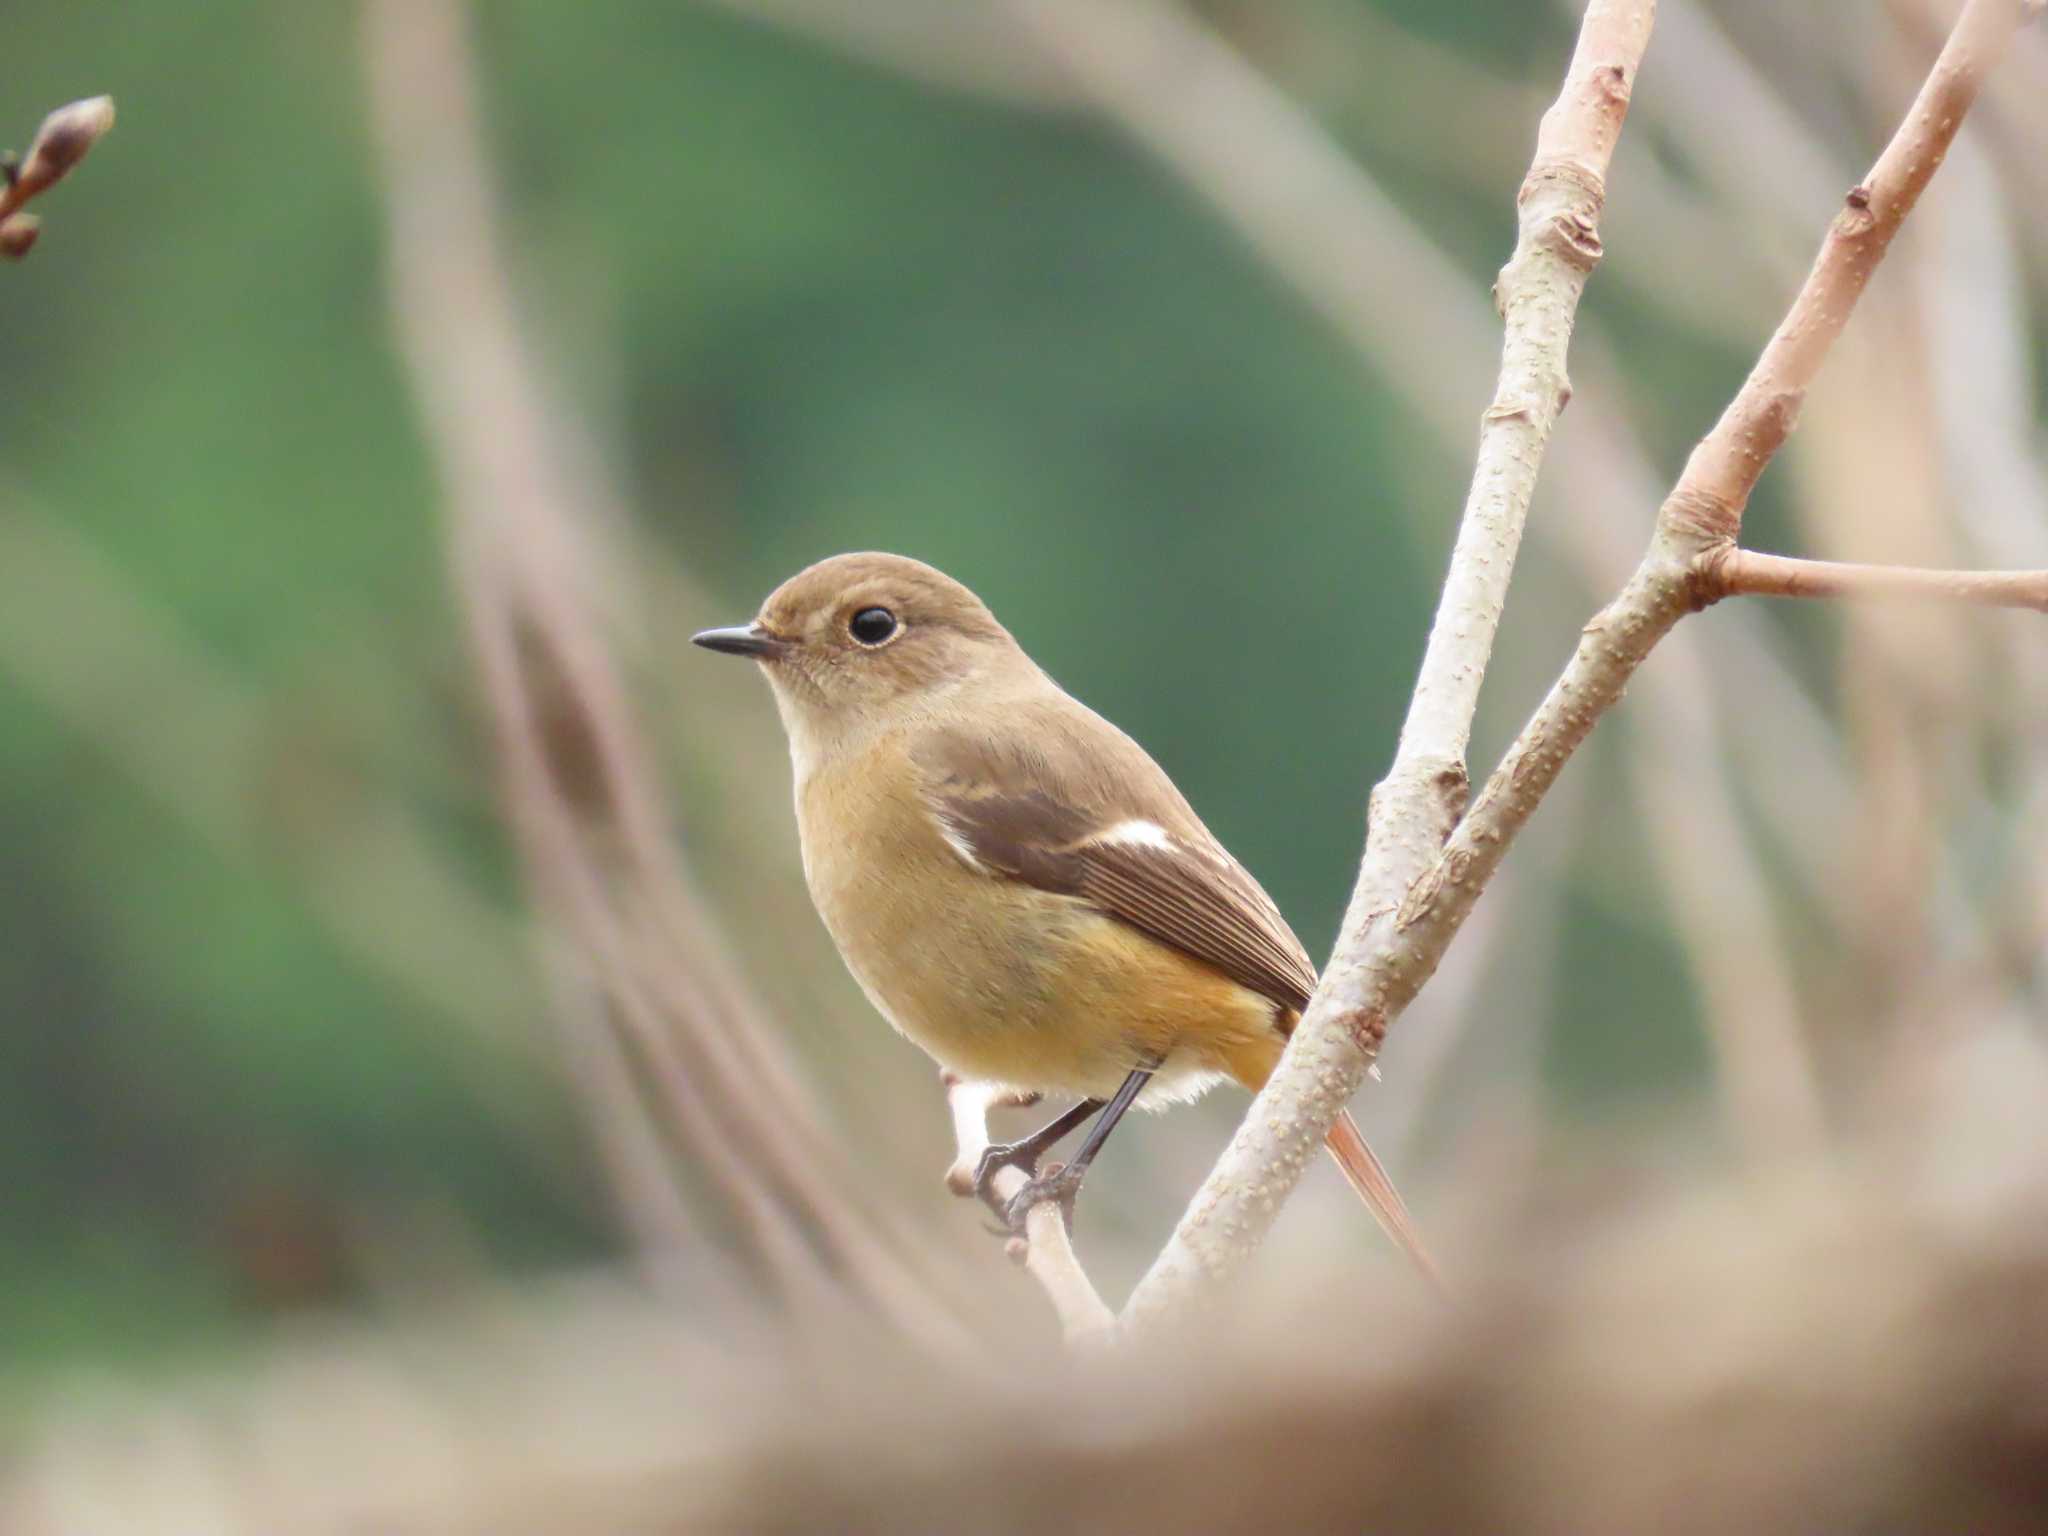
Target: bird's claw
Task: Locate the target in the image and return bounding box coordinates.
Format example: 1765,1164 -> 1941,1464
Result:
971,1139 -> 1041,1206
1001,1161 -> 1083,1235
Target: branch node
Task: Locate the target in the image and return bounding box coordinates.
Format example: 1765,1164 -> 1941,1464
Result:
1394,846 -> 1476,932
1548,209 -> 1605,270
1517,155 -> 1606,213
1344,1006 -> 1389,1058
1660,486 -> 1743,550
1686,541 -> 1740,611
1837,183 -> 1879,236
1433,761 -> 1472,824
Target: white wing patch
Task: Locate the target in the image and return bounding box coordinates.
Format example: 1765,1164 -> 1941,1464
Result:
933,812 -> 990,874
1099,818 -> 1175,852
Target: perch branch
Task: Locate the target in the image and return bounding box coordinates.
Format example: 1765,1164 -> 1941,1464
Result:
1128,0 -> 1655,1321
1701,549 -> 2048,613
942,1075 -> 1115,1345
361,0 -> 971,1349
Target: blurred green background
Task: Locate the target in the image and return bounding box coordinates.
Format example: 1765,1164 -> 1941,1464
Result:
2,0 -> 2042,1381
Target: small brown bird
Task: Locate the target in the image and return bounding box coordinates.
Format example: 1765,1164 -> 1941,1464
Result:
695,552 -> 1433,1279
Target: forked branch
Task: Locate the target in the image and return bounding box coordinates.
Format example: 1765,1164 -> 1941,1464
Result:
1129,0 -> 2039,1328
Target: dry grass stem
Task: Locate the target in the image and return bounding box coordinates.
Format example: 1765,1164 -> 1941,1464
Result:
360,0 -> 971,1348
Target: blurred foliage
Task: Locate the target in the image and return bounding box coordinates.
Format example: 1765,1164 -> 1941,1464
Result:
3,0 -> 2035,1378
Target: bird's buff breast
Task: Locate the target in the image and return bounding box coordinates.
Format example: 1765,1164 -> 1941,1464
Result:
795,748 -> 1267,1100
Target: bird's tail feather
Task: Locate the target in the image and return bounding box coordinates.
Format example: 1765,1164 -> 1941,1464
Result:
1324,1108 -> 1443,1293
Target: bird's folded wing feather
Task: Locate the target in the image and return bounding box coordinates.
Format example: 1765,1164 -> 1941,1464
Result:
916,712 -> 1445,1290
912,714 -> 1318,1013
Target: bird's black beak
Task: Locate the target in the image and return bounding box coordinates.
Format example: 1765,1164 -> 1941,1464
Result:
691,622 -> 785,659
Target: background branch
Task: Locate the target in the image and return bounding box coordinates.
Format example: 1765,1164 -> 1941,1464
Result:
360,0 -> 972,1347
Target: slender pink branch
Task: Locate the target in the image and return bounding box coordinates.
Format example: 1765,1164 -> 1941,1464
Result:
1705,549 -> 2048,613
1668,0 -> 2037,545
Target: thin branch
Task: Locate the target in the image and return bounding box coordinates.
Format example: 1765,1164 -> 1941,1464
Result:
1666,0 -> 2034,547
360,0 -> 972,1350
1127,0 -> 1655,1323
1703,549 -> 2048,613
942,1076 -> 1114,1345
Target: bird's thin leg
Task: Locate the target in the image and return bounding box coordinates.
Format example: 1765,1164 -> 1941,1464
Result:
1003,1065 -> 1154,1233
971,1096 -> 1103,1208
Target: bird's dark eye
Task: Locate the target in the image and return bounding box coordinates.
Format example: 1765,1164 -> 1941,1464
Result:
848,606 -> 898,646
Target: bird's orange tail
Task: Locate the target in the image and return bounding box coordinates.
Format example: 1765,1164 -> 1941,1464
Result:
1324,1108 -> 1444,1293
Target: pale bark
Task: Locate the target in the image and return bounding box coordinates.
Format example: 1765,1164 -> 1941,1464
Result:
943,1077 -> 1115,1345
1128,0 -> 1657,1322
1703,549 -> 2048,612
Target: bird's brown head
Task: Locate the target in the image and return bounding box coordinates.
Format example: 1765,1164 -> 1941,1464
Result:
694,552 -> 1027,751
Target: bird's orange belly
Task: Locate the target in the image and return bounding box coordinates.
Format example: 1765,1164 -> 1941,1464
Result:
813,842 -> 1279,1101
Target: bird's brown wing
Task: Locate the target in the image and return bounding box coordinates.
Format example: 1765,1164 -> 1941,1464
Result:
916,707 -> 1444,1290
912,709 -> 1318,1013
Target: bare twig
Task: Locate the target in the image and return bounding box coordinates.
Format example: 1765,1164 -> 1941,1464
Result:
1666,0 -> 2031,547
942,1076 -> 1114,1345
1128,0 -> 1655,1322
1702,550 -> 2048,612
0,95 -> 113,259
360,0 -> 972,1348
